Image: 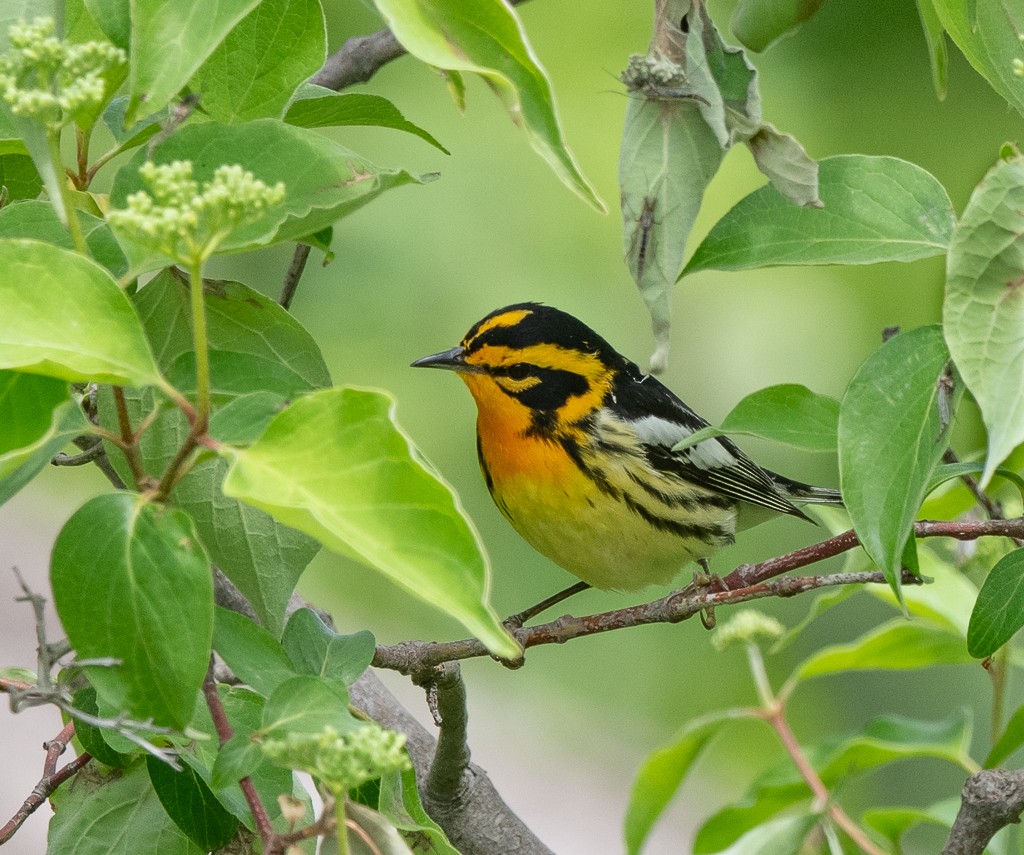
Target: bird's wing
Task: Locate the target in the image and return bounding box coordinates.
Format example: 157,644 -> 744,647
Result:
611,372 -> 809,519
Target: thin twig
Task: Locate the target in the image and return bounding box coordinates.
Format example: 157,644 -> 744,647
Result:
279,244 -> 312,310
202,662 -> 276,847
0,721 -> 91,846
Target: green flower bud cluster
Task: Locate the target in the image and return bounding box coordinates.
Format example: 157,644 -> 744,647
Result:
711,609 -> 785,652
107,160 -> 286,264
262,724 -> 411,795
0,18 -> 125,129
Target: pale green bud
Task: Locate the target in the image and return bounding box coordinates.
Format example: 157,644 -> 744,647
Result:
262,724 -> 411,794
711,609 -> 785,652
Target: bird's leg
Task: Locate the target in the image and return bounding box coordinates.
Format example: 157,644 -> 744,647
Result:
504,581 -> 592,629
693,558 -> 728,630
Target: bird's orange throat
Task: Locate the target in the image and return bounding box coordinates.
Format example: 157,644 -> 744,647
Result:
458,372 -> 578,486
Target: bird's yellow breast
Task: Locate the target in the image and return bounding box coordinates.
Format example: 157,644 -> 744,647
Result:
462,376 -> 737,590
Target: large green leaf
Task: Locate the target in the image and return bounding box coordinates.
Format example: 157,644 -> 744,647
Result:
730,0 -> 828,52
0,238 -> 160,385
0,370 -> 86,506
985,702 -> 1024,768
625,709 -> 747,854
862,800 -> 960,852
221,387 -> 520,659
372,0 -> 602,211
674,384 -> 839,453
704,814 -> 819,855
48,760 -> 203,855
967,548 -> 1024,658
109,120 -> 426,270
931,0 -> 1024,118
192,0 -> 326,123
795,619 -> 972,680
127,0 -> 261,122
686,155 -> 955,274
284,84 -> 448,153
838,325 -> 959,594
261,675 -> 359,737
620,0 -> 818,370
376,767 -> 461,855
50,493 -> 213,729
944,154 -> 1024,487
100,270 -> 326,636
83,0 -> 130,49
695,711 -> 973,852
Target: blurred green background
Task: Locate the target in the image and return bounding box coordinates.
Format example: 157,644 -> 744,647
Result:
3,0 -> 1023,851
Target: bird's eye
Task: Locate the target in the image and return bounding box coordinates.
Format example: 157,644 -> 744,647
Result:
506,363 -> 532,381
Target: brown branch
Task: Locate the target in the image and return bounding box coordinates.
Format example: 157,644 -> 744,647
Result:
202,662 -> 276,847
349,669 -> 555,855
0,721 -> 91,846
942,769 -> 1024,855
310,0 -> 530,92
421,663 -> 472,810
373,518 -> 1024,674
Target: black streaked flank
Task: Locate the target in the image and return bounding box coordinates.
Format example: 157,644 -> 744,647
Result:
621,493 -> 733,545
558,434 -> 622,500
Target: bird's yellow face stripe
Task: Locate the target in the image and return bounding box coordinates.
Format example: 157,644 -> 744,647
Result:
462,308 -> 534,351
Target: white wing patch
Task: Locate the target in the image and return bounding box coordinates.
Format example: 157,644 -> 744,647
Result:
631,415 -> 738,471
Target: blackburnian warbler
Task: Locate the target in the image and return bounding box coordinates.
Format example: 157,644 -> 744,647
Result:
413,304 -> 841,591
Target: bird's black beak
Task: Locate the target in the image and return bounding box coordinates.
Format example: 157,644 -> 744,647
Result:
411,345 -> 475,372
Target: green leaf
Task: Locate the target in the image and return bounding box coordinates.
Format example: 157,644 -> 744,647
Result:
0,199 -> 128,276
704,814 -> 819,855
698,711 -> 972,853
372,0 -> 603,211
146,755 -> 239,850
0,371 -> 86,506
84,0 -> 131,49
674,384 -> 839,453
284,85 -> 449,153
916,0 -> 949,99
261,675 -> 359,737
221,387 -> 520,659
866,541 -> 978,637
625,709 -> 747,855
71,686 -> 134,768
282,608 -> 376,686
620,91 -> 724,372
376,766 -> 460,855
100,270 -> 326,636
814,711 -> 975,780
213,606 -> 299,697
967,548 -> 1024,658
110,120 -> 428,269
207,390 -> 289,445
0,153 -> 41,200
985,702 -> 1024,767
685,155 -> 956,274
102,95 -> 165,147
931,0 -> 1024,118
50,493 -> 213,729
944,154 -> 1024,487
795,619 -> 972,680
346,800 -> 418,855
192,0 -> 326,123
48,760 -> 203,855
838,325 -> 959,594
127,0 -> 261,122
0,238 -> 159,385
210,731 -> 264,791
862,800 -> 960,851
926,462 -> 1024,499
731,0 -> 828,52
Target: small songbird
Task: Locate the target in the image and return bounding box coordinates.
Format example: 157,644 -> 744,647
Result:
412,304 -> 841,591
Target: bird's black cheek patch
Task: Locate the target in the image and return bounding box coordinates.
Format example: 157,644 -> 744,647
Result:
514,367 -> 588,411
